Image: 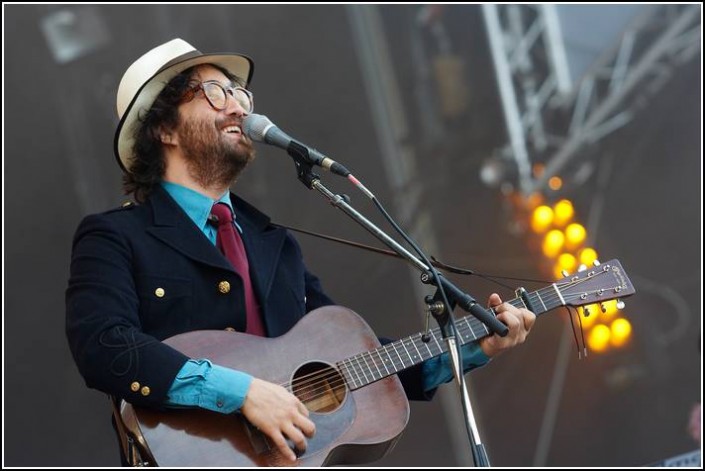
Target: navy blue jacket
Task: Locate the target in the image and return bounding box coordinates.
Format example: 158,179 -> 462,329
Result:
66,186 -> 429,409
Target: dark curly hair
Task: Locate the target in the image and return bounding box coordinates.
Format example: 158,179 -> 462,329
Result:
122,64 -> 241,203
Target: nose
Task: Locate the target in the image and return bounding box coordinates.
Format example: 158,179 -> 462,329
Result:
224,93 -> 248,117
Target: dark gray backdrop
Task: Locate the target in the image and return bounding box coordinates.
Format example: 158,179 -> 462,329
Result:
4,4 -> 701,467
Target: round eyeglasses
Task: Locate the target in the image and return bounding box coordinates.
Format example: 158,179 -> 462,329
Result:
184,80 -> 254,113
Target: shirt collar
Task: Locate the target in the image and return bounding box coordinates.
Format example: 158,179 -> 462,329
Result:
160,181 -> 233,231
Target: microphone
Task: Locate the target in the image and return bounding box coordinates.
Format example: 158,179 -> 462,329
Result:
243,113 -> 351,177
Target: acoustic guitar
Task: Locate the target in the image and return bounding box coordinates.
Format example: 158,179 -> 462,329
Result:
118,259 -> 635,466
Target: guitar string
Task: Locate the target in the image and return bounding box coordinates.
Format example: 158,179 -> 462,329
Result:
284,290 -> 604,405
280,300 -> 571,404
279,286 -> 619,402
277,275 -> 622,399
280,290 -> 611,403
287,308 -> 490,390
307,271 -> 620,391
276,273 -> 624,399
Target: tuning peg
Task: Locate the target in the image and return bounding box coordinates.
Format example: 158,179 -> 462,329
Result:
583,307 -> 591,317
592,260 -> 601,266
600,303 -> 607,313
561,270 -> 570,277
578,264 -> 587,272
616,299 -> 625,310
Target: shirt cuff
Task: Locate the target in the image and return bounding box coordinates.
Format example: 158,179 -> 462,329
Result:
422,342 -> 491,392
166,359 -> 253,414
201,364 -> 253,413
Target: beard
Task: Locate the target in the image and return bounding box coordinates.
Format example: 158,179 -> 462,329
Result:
177,115 -> 256,188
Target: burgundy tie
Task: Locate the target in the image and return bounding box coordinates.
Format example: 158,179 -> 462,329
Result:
210,203 -> 266,336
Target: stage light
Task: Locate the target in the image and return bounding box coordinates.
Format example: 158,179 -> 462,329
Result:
579,247 -> 598,266
553,199 -> 574,227
565,223 -> 586,250
587,324 -> 611,352
558,253 -> 578,273
610,318 -> 632,347
548,176 -> 563,190
543,229 -> 565,258
531,205 -> 554,233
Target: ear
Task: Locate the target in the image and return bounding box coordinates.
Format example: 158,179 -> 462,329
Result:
159,127 -> 178,146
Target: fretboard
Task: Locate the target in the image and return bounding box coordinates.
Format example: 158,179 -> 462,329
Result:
337,285 -> 563,390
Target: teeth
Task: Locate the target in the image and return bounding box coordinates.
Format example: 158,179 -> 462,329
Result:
223,126 -> 241,134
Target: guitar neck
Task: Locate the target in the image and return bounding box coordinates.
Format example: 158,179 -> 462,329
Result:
337,286 -> 561,390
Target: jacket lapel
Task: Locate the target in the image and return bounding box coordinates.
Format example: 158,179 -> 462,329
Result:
146,186 -> 234,273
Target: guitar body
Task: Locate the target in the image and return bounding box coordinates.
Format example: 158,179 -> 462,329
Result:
122,306 -> 410,466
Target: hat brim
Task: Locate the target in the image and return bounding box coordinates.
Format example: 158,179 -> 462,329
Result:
114,51 -> 254,173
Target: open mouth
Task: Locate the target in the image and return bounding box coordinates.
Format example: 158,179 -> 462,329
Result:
222,125 -> 242,135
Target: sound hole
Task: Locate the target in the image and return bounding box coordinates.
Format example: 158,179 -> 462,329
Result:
291,361 -> 347,413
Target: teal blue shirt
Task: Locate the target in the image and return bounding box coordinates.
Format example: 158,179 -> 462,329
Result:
161,181 -> 490,414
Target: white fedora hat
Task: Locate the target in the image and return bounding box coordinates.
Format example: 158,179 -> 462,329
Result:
114,38 -> 253,173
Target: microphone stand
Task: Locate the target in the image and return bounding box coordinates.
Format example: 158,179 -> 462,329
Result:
286,148 -> 503,466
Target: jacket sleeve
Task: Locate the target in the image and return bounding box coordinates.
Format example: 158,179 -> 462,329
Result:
65,213 -> 188,407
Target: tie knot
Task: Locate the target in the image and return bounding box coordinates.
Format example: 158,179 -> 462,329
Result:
210,202 -> 233,225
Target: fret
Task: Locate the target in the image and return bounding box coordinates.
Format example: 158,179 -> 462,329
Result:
459,317 -> 473,342
432,331 -> 442,352
528,292 -> 541,313
420,334 -> 434,357
383,344 -> 399,373
354,355 -> 370,384
376,348 -> 391,376
410,337 -> 423,362
390,342 -> 407,369
341,360 -> 359,389
535,290 -> 548,312
367,351 -> 383,380
551,283 -> 566,307
364,352 -> 380,381
399,339 -> 414,365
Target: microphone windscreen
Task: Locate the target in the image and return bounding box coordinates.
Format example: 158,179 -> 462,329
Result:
243,113 -> 272,142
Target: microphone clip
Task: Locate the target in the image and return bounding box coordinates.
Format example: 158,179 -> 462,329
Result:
287,141 -> 321,189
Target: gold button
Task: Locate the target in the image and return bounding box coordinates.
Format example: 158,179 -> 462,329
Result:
155,288 -> 165,298
130,381 -> 140,392
140,386 -> 151,396
224,327 -> 236,332
218,281 -> 231,294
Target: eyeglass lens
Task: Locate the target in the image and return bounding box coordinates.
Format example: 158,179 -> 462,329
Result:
203,82 -> 253,112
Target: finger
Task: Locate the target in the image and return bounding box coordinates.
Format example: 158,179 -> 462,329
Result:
523,310 -> 537,331
284,424 -> 307,453
297,401 -> 310,417
495,310 -> 521,330
487,293 -> 503,308
296,415 -> 316,438
270,432 -> 297,462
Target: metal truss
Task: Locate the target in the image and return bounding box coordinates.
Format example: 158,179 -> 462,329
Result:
482,4 -> 701,195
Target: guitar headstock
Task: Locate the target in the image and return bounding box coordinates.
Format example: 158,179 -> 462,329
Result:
555,259 -> 635,308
